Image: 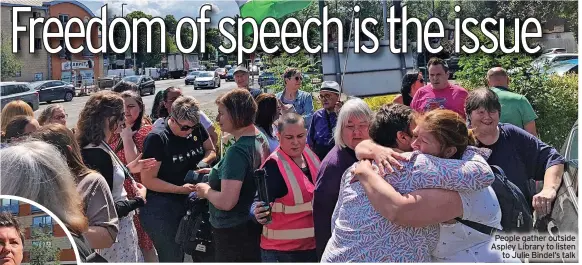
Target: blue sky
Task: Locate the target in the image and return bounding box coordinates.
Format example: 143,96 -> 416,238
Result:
80,0 -> 241,25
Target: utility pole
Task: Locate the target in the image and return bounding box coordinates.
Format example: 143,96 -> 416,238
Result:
382,0 -> 388,40
121,3 -> 127,76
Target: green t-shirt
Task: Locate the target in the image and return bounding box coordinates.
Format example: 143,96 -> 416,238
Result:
208,132 -> 270,228
491,87 -> 538,128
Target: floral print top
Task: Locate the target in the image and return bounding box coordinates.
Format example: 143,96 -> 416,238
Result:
321,146 -> 494,263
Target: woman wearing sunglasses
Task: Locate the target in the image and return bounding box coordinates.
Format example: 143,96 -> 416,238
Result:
276,67 -> 315,127
393,71 -> 424,106
140,95 -> 216,262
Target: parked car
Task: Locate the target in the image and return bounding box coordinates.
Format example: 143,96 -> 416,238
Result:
115,75 -> 156,96
533,121 -> 578,264
446,54 -> 461,79
542,59 -> 578,76
194,71 -> 221,90
531,53 -> 578,69
185,71 -> 201,85
215,68 -> 227,79
258,72 -> 277,88
0,82 -> 40,111
543,48 -> 567,54
98,75 -> 122,89
226,69 -> 235,81
29,80 -> 75,103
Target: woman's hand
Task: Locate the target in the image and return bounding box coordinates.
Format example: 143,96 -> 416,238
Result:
194,183 -> 211,198
178,184 -> 197,194
351,160 -> 379,183
127,153 -> 157,174
253,201 -> 272,225
134,182 -> 147,199
120,125 -> 134,140
195,168 -> 212,174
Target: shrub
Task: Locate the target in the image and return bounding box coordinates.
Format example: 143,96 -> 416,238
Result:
457,52 -> 577,148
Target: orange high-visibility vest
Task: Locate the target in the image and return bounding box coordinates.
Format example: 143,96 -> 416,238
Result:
260,146 -> 321,251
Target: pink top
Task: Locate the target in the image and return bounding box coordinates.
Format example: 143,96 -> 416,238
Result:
410,83 -> 468,119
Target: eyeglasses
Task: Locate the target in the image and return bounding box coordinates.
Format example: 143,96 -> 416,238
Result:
172,117 -> 197,131
53,114 -> 68,120
319,94 -> 335,100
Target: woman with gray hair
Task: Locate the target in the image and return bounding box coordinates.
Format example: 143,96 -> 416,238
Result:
37,104 -> 67,127
0,140 -> 96,261
312,97 -> 373,260
140,95 -> 216,262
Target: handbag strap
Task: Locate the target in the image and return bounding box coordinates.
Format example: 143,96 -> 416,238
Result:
101,141 -> 136,183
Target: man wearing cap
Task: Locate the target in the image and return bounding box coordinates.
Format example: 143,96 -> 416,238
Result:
307,81 -> 342,160
234,65 -> 262,98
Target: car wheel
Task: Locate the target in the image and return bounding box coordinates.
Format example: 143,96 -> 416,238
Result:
150,87 -> 155,95
217,80 -> 221,88
46,100 -> 52,104
64,92 -> 74,102
194,86 -> 198,90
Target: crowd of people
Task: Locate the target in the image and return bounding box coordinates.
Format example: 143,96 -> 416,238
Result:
0,58 -> 566,263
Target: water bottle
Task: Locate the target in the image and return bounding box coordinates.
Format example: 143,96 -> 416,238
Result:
254,168 -> 272,224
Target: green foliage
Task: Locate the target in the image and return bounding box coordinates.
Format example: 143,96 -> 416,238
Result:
1,34 -> 22,80
456,42 -> 577,148
510,72 -> 578,148
455,27 -> 538,88
30,227 -> 60,265
262,51 -> 321,93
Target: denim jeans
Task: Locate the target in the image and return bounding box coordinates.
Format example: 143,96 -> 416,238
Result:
261,248 -> 318,262
139,193 -> 187,262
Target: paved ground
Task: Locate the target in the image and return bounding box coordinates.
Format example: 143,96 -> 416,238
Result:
35,78 -> 242,127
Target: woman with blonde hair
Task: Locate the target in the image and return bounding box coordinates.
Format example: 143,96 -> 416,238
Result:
1,100 -> 34,132
0,140 -> 94,261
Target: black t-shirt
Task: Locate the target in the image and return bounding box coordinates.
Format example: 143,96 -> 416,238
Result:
142,120 -> 209,199
262,155 -> 314,203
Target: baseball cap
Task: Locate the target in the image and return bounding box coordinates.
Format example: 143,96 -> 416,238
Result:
234,65 -> 249,74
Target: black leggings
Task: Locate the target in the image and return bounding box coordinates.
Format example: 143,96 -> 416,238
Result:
212,220 -> 262,262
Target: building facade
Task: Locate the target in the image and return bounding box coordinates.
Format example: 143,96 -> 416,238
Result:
0,199 -> 75,265
1,0 -> 103,84
0,0 -> 50,82
45,0 -> 102,86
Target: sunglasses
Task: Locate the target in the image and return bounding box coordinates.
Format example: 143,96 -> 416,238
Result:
287,76 -> 303,81
319,94 -> 335,100
172,117 -> 197,131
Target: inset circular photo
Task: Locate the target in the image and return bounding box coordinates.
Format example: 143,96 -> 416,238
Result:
0,196 -> 99,265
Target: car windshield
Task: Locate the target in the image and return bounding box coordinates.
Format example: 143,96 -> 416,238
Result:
188,71 -> 200,76
198,72 -> 213,77
123,76 -> 139,83
29,81 -> 45,89
547,62 -> 577,75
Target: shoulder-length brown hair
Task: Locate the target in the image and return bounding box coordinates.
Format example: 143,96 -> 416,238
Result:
215,89 -> 257,129
76,91 -> 124,147
415,109 -> 476,159
31,123 -> 94,179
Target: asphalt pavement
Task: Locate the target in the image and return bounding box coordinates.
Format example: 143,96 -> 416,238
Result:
35,78 -> 239,127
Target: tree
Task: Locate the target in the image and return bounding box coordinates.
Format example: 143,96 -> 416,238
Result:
164,15 -> 178,35
29,227 -> 60,265
1,34 -> 22,80
126,11 -> 164,68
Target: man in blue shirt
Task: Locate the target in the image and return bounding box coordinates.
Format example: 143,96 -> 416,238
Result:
307,81 -> 342,160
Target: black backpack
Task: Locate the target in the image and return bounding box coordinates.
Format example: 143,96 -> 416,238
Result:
456,165 -> 533,235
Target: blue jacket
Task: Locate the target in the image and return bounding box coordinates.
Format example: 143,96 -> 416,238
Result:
276,89 -> 314,127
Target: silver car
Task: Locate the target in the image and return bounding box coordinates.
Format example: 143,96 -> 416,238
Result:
194,71 -> 221,90
0,82 -> 40,111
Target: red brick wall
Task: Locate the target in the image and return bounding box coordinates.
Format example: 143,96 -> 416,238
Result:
60,249 -> 76,261
19,204 -> 31,216
47,2 -> 101,80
